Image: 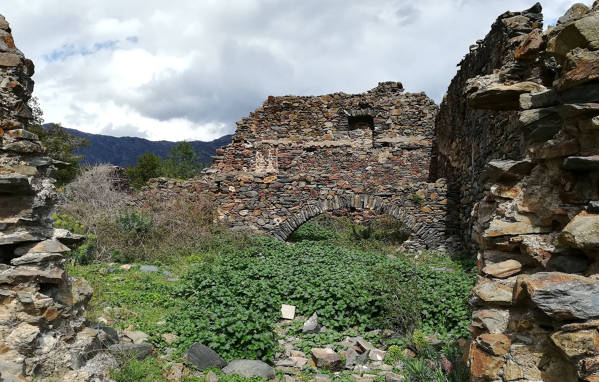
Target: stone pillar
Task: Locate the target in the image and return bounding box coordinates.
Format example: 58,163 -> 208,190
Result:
464,3 -> 599,381
0,14 -> 97,381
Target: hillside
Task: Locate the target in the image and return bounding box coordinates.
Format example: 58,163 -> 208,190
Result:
49,125 -> 233,167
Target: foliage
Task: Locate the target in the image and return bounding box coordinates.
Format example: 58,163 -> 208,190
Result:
410,193 -> 423,205
288,222 -> 339,242
52,213 -> 96,264
28,123 -> 89,185
166,239 -> 388,361
58,167 -> 214,263
116,210 -> 154,234
162,142 -> 209,179
127,152 -> 162,188
161,238 -> 474,362
384,345 -> 403,366
111,357 -> 166,382
126,142 -> 210,188
374,255 -> 475,339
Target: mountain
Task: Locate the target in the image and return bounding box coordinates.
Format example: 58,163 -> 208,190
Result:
49,125 -> 233,167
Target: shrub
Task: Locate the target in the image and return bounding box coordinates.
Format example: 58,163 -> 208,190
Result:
116,210 -> 153,234
57,165 -> 214,263
374,254 -> 475,338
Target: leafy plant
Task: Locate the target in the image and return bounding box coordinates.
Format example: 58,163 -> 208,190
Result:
289,222 -> 338,242
116,210 -> 154,234
384,345 -> 403,366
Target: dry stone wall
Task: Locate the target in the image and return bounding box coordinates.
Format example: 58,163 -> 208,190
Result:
0,15 -> 111,382
433,2 -> 599,381
147,82 -> 453,249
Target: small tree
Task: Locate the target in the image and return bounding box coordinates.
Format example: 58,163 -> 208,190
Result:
127,152 -> 162,188
162,141 -> 206,179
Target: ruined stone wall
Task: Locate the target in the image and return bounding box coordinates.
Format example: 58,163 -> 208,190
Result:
433,2 -> 599,381
170,82 -> 452,249
0,15 -> 109,382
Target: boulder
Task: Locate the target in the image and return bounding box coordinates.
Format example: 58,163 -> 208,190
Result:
475,333 -> 511,356
547,13 -> 599,57
468,343 -> 503,381
482,260 -> 522,278
486,159 -> 535,182
557,3 -> 590,25
471,309 -> 510,334
561,212 -> 599,250
222,360 -> 275,380
311,348 -> 343,371
557,48 -> 599,90
185,343 -> 226,370
551,329 -> 599,358
467,78 -> 546,110
302,312 -> 320,334
514,272 -> 599,320
470,280 -> 514,305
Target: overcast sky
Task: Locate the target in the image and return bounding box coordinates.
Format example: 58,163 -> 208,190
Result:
1,0 -> 577,141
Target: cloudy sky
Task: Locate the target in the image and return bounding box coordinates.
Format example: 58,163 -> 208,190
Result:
2,0 -> 576,141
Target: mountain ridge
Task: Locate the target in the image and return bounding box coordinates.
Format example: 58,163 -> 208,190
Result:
48,125 -> 233,167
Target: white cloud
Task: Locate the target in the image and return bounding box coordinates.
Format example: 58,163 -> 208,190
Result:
0,0 -> 580,141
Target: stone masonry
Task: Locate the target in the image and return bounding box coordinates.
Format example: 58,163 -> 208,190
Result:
0,15 -> 110,382
152,82 -> 453,249
432,2 -> 599,381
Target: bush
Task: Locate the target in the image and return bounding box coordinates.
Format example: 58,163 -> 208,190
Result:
58,165 -> 214,263
375,256 -> 475,338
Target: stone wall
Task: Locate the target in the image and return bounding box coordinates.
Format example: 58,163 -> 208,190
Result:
140,83 -> 453,249
433,2 -> 599,381
0,15 -> 107,382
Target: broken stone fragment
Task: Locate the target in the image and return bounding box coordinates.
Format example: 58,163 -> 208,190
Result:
551,329 -> 599,359
515,29 -> 544,60
561,211 -> 599,250
0,174 -> 32,194
222,360 -> 275,380
185,342 -> 226,370
563,155 -> 599,171
470,280 -> 513,306
476,333 -> 511,356
486,159 -> 535,182
482,259 -> 523,278
302,312 -> 319,334
10,252 -> 64,265
311,348 -> 343,371
557,48 -> 599,91
519,89 -> 560,110
15,239 -> 70,256
472,309 -> 510,334
0,52 -> 20,66
484,218 -> 549,238
6,322 -> 39,353
558,3 -> 590,25
0,266 -> 66,285
281,304 -> 295,320
514,272 -> 599,320
547,13 -> 599,58
468,343 -> 504,380
466,77 -> 546,110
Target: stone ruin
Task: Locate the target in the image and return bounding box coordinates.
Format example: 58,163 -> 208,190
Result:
431,2 -> 599,381
192,81 -> 453,249
3,1 -> 599,380
0,14 -> 117,382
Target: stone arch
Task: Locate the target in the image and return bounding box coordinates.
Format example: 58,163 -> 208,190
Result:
269,193 -> 444,249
